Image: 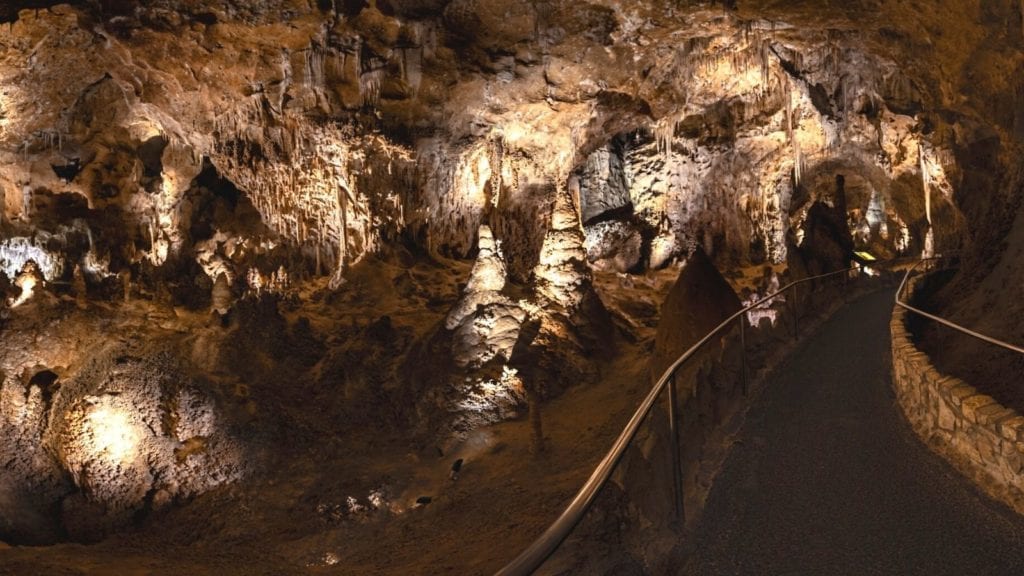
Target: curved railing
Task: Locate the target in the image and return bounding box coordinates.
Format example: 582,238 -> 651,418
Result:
497,262 -> 882,576
895,258 -> 1024,355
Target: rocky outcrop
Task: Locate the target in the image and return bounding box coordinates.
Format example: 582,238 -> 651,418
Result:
578,143 -> 631,223
0,349 -> 246,544
585,219 -> 644,273
651,248 -> 743,380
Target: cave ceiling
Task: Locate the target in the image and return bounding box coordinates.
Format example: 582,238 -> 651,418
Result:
0,0 -> 1020,280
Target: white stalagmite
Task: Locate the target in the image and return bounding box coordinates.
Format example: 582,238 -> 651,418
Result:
446,225 -> 508,330
534,180 -> 590,309
920,139 -> 934,256
211,273 -> 233,315
446,225 -> 526,369
655,117 -> 675,159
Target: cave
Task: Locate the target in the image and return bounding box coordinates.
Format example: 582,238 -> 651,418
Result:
1,0 -> 1024,574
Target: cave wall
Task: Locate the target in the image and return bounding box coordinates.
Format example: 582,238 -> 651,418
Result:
0,1 -> 1016,503
0,0 -> 1021,569
1,0 -> 1005,300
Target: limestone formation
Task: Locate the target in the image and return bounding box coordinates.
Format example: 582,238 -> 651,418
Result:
534,182 -> 593,309
0,0 -> 1021,572
0,350 -> 245,543
446,225 -> 526,369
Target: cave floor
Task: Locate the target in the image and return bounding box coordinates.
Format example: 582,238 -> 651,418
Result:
0,264 -> 680,575
685,289 -> 1024,575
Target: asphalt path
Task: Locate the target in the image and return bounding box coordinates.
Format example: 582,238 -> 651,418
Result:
685,289 -> 1024,576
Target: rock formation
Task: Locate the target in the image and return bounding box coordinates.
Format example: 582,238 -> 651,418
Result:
0,0 -> 1021,572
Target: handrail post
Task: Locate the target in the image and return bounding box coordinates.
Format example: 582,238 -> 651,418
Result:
739,315 -> 748,396
667,371 -> 684,523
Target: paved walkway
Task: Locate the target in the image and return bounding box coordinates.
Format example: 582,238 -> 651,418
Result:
685,289 -> 1024,575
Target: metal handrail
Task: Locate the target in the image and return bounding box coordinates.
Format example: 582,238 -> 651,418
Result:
496,263 -> 864,576
896,258 -> 1024,355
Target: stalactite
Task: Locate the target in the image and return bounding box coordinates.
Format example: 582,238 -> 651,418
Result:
759,36 -> 772,86
328,182 -> 349,290
416,139 -> 493,256
303,45 -> 325,90
360,68 -> 384,107
206,114 -> 413,289
655,117 -> 675,159
794,139 -> 803,188
785,76 -> 794,144
401,48 -> 423,95
489,136 -> 503,210
920,143 -> 932,225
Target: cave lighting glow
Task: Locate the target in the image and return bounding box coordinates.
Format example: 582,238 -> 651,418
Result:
457,145 -> 491,204
87,406 -> 139,463
457,366 -> 525,413
8,272 -> 36,308
858,263 -> 879,277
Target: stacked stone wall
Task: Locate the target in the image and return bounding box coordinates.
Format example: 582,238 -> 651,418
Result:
892,276 -> 1024,514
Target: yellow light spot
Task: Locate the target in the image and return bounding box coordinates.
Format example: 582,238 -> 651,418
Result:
87,406 -> 138,463
8,274 -> 36,308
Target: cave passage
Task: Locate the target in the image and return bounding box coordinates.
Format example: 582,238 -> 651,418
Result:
686,289 -> 1024,574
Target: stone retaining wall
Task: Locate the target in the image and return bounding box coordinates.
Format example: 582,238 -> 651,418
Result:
891,276 -> 1024,514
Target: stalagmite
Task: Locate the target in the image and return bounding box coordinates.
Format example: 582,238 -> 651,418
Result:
72,265 -> 86,308
447,225 -> 526,369
655,117 -> 675,159
534,181 -> 591,309
211,273 -> 232,317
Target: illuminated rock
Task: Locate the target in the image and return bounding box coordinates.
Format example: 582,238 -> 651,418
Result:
578,143 -> 631,223
534,183 -> 591,309
584,220 -> 643,273
447,225 -> 526,369
0,0 -> 1018,568
211,272 -> 234,316
0,236 -> 64,281
0,351 -> 247,543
